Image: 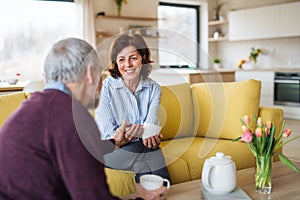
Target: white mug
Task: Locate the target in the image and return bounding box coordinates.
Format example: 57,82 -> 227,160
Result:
140,174 -> 170,190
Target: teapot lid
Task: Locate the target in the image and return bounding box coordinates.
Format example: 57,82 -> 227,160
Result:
207,152 -> 233,165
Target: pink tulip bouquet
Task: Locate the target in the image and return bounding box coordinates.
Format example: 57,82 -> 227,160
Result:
233,115 -> 299,193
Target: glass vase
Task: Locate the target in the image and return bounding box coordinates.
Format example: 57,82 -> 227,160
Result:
116,3 -> 122,17
255,155 -> 273,194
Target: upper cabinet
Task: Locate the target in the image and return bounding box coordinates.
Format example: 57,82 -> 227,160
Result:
228,2 -> 300,41
280,2 -> 300,37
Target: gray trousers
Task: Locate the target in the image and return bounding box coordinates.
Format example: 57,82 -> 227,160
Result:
103,140 -> 170,183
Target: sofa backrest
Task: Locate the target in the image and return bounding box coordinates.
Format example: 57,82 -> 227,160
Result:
1,80 -> 262,143
191,79 -> 261,140
0,92 -> 28,128
159,83 -> 194,140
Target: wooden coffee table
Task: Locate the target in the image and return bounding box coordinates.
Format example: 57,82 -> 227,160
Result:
166,161 -> 300,199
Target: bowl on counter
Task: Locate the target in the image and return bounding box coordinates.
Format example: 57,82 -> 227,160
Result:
6,78 -> 19,85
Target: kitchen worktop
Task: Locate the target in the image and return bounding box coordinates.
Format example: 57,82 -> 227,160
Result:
153,68 -> 235,74
150,68 -> 236,85
235,68 -> 300,72
153,67 -> 300,74
0,81 -> 29,95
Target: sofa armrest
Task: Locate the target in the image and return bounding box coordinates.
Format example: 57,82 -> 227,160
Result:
258,106 -> 284,137
0,92 -> 27,128
258,106 -> 284,156
104,168 -> 136,197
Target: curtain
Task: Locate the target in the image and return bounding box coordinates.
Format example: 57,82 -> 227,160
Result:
75,0 -> 96,47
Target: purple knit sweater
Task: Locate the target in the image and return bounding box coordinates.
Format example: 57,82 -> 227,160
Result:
0,90 -> 119,200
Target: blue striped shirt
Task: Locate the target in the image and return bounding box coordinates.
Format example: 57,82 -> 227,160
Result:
95,76 -> 162,140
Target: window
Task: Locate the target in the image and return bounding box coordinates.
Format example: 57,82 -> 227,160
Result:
158,2 -> 199,68
0,0 -> 77,82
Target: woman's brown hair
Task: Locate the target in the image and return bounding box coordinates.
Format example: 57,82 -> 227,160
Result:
108,33 -> 153,79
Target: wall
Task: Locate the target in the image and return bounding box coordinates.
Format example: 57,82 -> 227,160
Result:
93,0 -> 158,17
93,0 -> 159,35
93,0 -> 160,66
93,0 -> 300,70
212,0 -> 300,69
92,0 -> 210,68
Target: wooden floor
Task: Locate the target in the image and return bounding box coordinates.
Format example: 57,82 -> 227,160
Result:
283,119 -> 300,161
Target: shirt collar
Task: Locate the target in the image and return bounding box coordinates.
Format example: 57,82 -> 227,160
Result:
44,80 -> 72,96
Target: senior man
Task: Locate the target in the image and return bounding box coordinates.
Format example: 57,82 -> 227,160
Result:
0,38 -> 166,200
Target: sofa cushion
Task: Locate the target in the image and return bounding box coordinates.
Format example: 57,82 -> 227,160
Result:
191,79 -> 261,140
161,138 -> 195,183
181,137 -> 255,180
162,154 -> 191,184
162,137 -> 254,182
104,168 -> 135,197
0,92 -> 27,128
258,106 -> 284,137
159,83 -> 194,140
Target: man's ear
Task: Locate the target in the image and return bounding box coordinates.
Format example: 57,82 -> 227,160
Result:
86,65 -> 94,84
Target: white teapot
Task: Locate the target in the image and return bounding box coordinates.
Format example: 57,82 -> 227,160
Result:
201,152 -> 236,194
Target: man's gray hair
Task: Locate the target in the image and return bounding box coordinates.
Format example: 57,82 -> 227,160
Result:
44,38 -> 100,83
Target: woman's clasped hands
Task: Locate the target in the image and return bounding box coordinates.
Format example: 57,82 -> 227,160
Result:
113,120 -> 162,149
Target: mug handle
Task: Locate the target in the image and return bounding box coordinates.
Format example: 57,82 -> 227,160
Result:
163,178 -> 171,190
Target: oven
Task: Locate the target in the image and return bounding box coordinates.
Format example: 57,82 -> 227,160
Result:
274,72 -> 300,106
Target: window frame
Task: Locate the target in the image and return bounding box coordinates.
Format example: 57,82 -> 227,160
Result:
158,2 -> 200,67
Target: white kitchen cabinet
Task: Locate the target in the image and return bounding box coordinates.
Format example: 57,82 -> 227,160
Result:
276,105 -> 300,120
228,2 -> 300,41
280,2 -> 300,37
235,70 -> 274,107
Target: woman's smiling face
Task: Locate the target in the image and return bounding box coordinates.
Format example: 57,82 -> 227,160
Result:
116,45 -> 143,82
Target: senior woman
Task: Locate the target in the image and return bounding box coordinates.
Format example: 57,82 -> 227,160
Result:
95,33 -> 170,183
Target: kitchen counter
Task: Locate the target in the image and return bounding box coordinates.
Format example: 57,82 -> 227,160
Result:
153,68 -> 235,74
0,81 -> 29,95
235,69 -> 300,120
235,68 -> 300,72
154,67 -> 300,73
150,67 -> 300,85
151,68 -> 235,85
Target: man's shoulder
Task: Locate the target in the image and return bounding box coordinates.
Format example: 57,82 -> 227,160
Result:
27,90 -> 72,111
31,89 -> 70,102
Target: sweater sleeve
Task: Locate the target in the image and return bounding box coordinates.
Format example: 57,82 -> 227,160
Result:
44,96 -> 119,200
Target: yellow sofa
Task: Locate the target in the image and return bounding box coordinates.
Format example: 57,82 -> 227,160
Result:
0,79 -> 284,197
0,92 -> 29,127
159,80 -> 283,184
